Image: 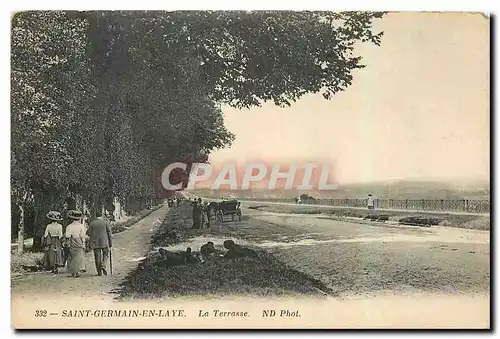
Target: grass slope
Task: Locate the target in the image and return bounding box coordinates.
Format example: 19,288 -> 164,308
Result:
116,204 -> 332,299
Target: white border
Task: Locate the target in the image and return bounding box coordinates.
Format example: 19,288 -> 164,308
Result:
1,0 -> 500,11
1,1 -> 497,338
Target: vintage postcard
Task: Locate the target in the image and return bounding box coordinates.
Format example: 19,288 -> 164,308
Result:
10,10 -> 490,329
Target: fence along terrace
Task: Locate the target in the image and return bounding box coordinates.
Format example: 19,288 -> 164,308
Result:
238,197 -> 490,214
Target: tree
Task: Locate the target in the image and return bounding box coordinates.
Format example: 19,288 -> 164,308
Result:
11,11 -> 385,251
119,11 -> 385,108
106,10 -> 385,192
11,11 -> 92,251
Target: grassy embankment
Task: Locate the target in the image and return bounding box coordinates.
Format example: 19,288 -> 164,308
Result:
116,203 -> 332,299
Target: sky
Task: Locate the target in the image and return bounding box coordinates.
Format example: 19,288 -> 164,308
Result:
208,12 -> 490,185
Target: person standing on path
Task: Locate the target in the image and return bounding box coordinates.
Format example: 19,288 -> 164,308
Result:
205,201 -> 214,228
192,199 -> 202,229
42,211 -> 65,274
200,201 -> 208,229
65,210 -> 86,278
367,194 -> 375,210
82,212 -> 92,254
88,210 -> 113,276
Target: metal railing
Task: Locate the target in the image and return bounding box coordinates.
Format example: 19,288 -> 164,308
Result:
236,197 -> 490,214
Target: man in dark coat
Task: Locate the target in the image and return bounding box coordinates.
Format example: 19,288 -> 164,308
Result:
88,210 -> 113,276
200,241 -> 216,258
223,240 -> 258,260
200,241 -> 224,261
192,200 -> 202,229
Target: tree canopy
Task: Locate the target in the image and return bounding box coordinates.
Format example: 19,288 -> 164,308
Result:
11,10 -> 385,242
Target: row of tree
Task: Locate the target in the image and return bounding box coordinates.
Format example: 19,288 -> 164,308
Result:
11,11 -> 385,252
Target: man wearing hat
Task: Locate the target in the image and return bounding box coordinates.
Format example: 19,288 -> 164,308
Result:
42,211 -> 65,274
65,210 -> 86,278
88,210 -> 113,276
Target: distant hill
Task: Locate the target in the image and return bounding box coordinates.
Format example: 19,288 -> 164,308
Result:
193,179 -> 490,200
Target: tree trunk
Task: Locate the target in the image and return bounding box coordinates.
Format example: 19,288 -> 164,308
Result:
17,203 -> 25,254
32,201 -> 41,253
90,196 -> 98,219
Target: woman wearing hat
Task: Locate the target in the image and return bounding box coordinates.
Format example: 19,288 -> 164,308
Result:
42,211 -> 65,274
64,210 -> 86,277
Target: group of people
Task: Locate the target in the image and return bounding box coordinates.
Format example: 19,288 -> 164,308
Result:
167,197 -> 181,208
39,209 -> 113,278
200,240 -> 258,260
191,198 -> 213,229
140,239 -> 258,271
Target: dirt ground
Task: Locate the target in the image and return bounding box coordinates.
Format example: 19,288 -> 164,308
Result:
243,208 -> 490,296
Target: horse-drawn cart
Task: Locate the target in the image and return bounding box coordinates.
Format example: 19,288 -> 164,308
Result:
216,199 -> 242,222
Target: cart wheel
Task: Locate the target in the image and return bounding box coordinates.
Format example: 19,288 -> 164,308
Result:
231,214 -> 235,221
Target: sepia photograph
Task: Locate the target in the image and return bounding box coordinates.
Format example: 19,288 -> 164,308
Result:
10,10 -> 490,329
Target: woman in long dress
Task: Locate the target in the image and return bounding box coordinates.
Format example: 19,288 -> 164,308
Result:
42,211 -> 65,274
65,210 -> 86,278
200,202 -> 208,229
